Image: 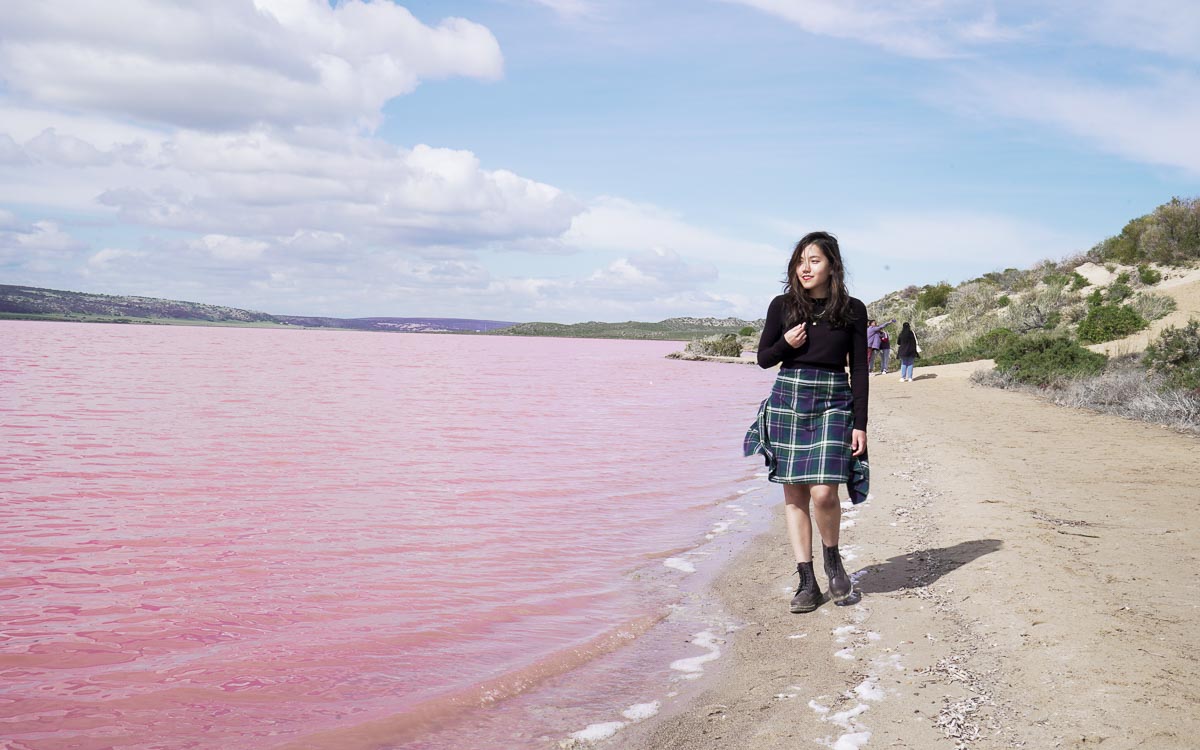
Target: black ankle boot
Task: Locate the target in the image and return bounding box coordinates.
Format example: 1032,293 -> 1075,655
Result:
823,545 -> 852,603
790,560 -> 824,613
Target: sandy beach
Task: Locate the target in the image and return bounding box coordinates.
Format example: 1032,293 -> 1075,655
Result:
603,359 -> 1200,750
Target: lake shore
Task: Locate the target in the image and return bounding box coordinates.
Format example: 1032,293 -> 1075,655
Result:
593,360 -> 1200,750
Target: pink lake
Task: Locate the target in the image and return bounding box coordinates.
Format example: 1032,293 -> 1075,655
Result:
0,321 -> 779,749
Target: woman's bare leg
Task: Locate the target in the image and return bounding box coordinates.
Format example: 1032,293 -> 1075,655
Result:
782,484 -> 813,563
810,484 -> 841,547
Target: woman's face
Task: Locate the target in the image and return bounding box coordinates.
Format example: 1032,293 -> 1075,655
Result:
794,244 -> 832,296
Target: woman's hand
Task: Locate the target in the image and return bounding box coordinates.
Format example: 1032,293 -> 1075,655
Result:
784,323 -> 807,348
851,429 -> 867,456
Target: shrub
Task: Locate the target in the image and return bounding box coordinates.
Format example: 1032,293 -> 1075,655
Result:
1137,265 -> 1162,285
1087,289 -> 1104,308
1130,293 -> 1177,322
686,333 -> 743,357
738,326 -> 757,337
997,295 -> 1010,307
973,327 -> 1018,358
917,282 -> 953,311
1070,272 -> 1090,291
1076,304 -> 1147,344
1144,320 -> 1200,391
1043,273 -> 1069,288
1106,280 -> 1133,303
994,335 -> 1107,386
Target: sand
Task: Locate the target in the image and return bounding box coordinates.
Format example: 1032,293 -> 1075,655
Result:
594,359 -> 1200,750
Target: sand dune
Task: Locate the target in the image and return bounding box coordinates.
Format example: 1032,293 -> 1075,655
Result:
604,360 -> 1200,750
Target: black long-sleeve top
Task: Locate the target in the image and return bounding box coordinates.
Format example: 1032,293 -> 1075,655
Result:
756,294 -> 870,430
896,328 -> 918,359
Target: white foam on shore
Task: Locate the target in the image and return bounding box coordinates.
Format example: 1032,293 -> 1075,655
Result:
840,544 -> 860,562
830,703 -> 869,728
663,557 -> 696,573
828,730 -> 872,749
809,699 -> 831,715
840,518 -> 856,529
853,678 -> 885,702
570,721 -> 626,742
621,701 -> 660,721
787,632 -> 808,639
832,625 -> 857,643
866,631 -> 881,642
669,630 -> 722,679
834,648 -> 855,660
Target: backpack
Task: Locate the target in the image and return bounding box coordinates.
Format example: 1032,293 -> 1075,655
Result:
879,330 -> 890,347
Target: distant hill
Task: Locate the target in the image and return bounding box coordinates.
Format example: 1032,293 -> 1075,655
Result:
491,316 -> 759,341
0,284 -> 514,333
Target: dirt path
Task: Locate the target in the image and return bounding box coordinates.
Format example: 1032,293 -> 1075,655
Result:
604,361 -> 1200,750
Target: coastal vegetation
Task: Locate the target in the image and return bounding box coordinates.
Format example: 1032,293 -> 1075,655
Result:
0,284 -> 515,333
490,317 -> 758,341
857,195 -> 1200,434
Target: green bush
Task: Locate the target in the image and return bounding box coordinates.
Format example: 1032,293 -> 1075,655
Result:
1143,319 -> 1200,391
1137,265 -> 1162,285
997,295 -> 1010,307
738,326 -> 756,337
917,282 -> 953,310
919,327 -> 1017,366
973,327 -> 1018,358
1076,304 -> 1147,344
1070,272 -> 1090,291
1087,289 -> 1104,308
1043,273 -> 1069,288
994,335 -> 1108,386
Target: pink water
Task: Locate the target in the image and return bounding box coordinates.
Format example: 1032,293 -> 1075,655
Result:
0,321 -> 777,749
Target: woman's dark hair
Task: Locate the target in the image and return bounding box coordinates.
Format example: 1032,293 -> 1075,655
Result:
782,231 -> 854,328
902,322 -> 912,332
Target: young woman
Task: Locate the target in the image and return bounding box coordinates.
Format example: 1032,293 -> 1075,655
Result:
744,231 -> 870,613
897,322 -> 919,382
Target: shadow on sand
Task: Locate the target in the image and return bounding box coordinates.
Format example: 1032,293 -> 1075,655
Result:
912,373 -> 938,381
854,539 -> 1003,595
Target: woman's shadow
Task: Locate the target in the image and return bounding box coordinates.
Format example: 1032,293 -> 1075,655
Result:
853,539 -> 1002,594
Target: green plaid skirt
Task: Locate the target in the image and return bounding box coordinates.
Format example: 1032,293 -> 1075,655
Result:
744,367 -> 870,503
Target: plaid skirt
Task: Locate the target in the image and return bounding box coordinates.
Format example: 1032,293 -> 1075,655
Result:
743,367 -> 870,503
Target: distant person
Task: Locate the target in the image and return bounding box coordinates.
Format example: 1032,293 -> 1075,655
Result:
744,231 -> 870,613
866,318 -> 895,375
877,324 -> 893,375
897,322 -> 920,382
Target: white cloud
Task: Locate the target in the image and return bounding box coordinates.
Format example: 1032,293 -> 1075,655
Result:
564,197 -> 783,266
192,234 -> 271,262
0,0 -> 504,131
724,0 -> 1029,58
1081,0 -> 1200,61
529,0 -> 596,19
88,247 -> 146,269
956,69 -> 1200,176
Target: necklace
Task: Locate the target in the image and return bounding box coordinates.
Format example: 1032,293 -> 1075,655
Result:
810,301 -> 829,326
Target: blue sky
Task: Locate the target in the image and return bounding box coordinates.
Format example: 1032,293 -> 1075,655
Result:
1,1 -> 1198,322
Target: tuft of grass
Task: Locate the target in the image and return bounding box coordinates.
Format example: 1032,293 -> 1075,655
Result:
1130,293 -> 1177,323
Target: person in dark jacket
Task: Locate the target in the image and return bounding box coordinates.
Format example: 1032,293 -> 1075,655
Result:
896,322 -> 919,382
744,231 -> 869,613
